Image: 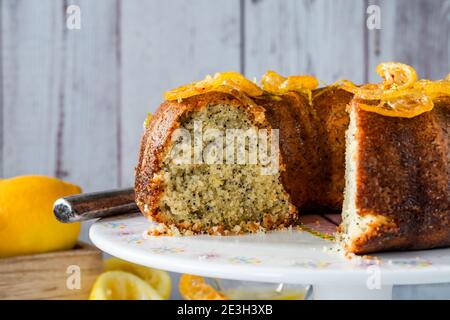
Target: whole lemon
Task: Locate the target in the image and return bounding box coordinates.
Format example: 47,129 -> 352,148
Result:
0,175 -> 82,258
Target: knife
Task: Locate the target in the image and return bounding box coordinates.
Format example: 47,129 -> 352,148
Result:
53,187 -> 139,223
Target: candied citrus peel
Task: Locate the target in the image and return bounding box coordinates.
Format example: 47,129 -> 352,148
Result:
164,72 -> 263,101
261,70 -> 318,95
414,79 -> 450,100
340,62 -> 444,118
354,93 -> 434,118
179,274 -> 227,300
340,62 -> 418,100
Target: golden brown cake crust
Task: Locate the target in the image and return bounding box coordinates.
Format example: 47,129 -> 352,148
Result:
312,88 -> 353,208
349,97 -> 450,254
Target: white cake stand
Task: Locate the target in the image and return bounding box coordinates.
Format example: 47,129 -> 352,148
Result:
90,212 -> 450,300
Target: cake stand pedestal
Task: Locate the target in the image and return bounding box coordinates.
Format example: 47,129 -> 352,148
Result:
90,213 -> 450,300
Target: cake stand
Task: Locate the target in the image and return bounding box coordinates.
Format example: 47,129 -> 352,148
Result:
89,213 -> 450,300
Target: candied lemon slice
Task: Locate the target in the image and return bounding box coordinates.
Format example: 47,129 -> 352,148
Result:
339,80 -> 384,100
340,62 -> 436,118
414,79 -> 450,100
376,62 -> 417,90
164,72 -> 262,101
104,257 -> 172,299
179,274 -> 227,300
282,75 -> 319,91
261,70 -> 318,94
340,81 -> 416,101
164,77 -> 213,101
357,92 -> 433,118
261,70 -> 287,93
341,62 -> 418,100
89,271 -> 163,300
212,72 -> 263,97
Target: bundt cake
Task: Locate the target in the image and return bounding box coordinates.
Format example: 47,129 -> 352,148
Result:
340,97 -> 450,254
135,64 -> 450,254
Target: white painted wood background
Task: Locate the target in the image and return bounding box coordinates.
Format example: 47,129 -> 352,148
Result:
1,0 -> 449,299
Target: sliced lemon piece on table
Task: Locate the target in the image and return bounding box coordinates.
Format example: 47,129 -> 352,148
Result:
179,274 -> 227,300
104,257 -> 171,299
89,271 -> 162,300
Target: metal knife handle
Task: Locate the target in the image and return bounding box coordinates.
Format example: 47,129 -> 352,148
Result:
53,187 -> 139,223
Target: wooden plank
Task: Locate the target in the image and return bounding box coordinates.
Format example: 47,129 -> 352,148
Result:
1,0 -> 120,243
244,0 -> 366,84
366,0 -> 450,81
1,0 -> 120,192
58,0 -> 120,192
0,242 -> 103,300
60,0 -> 120,242
119,0 -> 241,186
0,1 -> 3,178
2,0 -> 61,177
